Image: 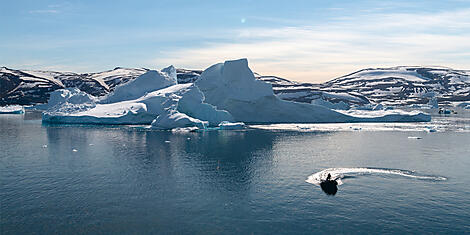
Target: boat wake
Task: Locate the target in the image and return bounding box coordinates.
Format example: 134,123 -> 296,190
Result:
306,167 -> 447,186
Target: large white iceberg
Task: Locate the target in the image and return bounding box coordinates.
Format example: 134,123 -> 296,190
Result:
42,59 -> 431,128
43,81 -> 233,127
196,59 -> 430,123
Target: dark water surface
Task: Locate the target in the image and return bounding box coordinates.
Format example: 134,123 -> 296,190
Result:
1,112 -> 470,234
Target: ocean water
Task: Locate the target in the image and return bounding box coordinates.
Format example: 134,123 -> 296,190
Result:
1,111 -> 470,234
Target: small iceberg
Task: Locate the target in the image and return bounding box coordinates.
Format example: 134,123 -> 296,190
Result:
218,121 -> 245,130
0,105 -> 25,114
407,136 -> 422,139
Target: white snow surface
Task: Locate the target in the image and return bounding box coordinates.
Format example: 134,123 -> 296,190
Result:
42,59 -> 431,128
100,66 -> 177,104
218,121 -> 246,130
43,83 -> 233,127
0,105 -> 25,114
336,67 -> 428,84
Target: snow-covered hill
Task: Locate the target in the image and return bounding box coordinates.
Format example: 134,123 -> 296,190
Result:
0,67 -> 148,105
256,66 -> 470,107
322,66 -> 470,106
1,65 -> 469,107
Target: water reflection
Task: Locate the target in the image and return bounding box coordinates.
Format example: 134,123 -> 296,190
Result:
44,125 -> 277,194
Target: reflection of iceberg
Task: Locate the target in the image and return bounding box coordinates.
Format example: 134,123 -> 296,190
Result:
0,105 -> 24,114
42,59 -> 431,129
306,167 -> 447,186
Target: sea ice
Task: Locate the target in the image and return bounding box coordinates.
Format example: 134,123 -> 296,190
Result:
0,105 -> 25,114
218,121 -> 246,130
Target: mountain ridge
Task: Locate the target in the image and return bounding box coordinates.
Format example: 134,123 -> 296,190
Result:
1,65 -> 469,107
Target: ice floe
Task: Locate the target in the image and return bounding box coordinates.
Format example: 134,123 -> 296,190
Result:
0,105 -> 25,114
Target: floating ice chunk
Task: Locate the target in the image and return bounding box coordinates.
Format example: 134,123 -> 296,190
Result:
151,110 -> 207,129
171,127 -> 199,133
218,121 -> 245,130
424,126 -> 438,132
336,109 -> 431,122
0,105 -> 25,114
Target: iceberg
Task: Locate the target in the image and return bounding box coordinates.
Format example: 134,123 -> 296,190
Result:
218,121 -> 246,130
196,59 -> 430,123
42,59 -> 431,128
151,110 -> 208,129
43,82 -> 232,127
100,66 -> 177,104
0,105 -> 25,114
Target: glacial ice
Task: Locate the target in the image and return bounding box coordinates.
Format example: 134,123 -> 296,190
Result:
0,105 -> 25,114
42,59 -> 431,128
196,59 -> 430,123
218,121 -> 246,130
43,81 -> 232,127
100,66 -> 177,104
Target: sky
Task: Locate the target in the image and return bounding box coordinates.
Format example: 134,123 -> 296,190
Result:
1,0 -> 470,83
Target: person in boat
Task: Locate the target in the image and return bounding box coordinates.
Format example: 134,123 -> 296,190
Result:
326,173 -> 332,181
320,173 -> 338,195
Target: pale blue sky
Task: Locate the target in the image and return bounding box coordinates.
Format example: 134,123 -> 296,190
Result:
1,0 -> 469,82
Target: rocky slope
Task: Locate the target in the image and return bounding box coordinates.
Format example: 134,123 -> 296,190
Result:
1,65 -> 468,107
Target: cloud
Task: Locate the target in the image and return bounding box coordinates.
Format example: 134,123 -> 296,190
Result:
28,9 -> 59,14
28,2 -> 73,14
153,9 -> 470,83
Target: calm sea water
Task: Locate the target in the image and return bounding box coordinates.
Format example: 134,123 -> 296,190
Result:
1,111 -> 470,234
